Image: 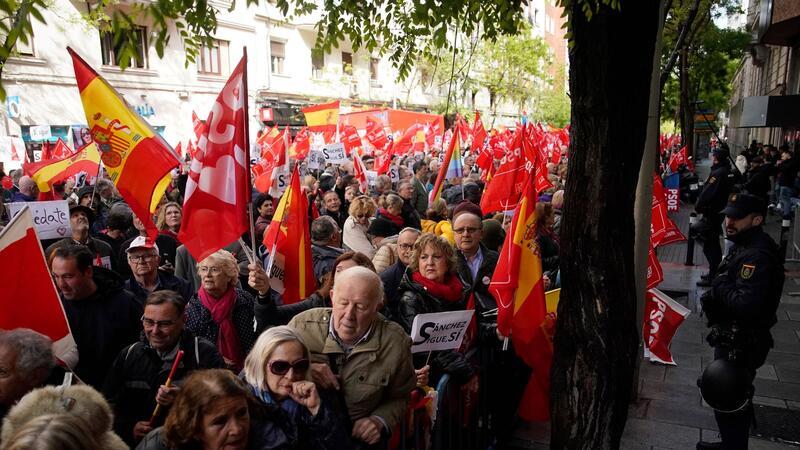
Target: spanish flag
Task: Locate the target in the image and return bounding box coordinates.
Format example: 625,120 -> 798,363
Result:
489,172 -> 551,421
68,47 -> 180,238
301,100 -> 339,133
262,167 -> 316,304
23,144 -> 101,192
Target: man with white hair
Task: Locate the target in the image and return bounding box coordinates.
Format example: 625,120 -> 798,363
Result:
0,329 -> 57,420
11,175 -> 38,202
288,266 -> 415,446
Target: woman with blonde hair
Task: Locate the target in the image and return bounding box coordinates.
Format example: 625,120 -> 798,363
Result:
342,195 -> 377,258
155,202 -> 182,240
185,249 -> 264,371
2,414 -> 103,450
242,327 -> 349,449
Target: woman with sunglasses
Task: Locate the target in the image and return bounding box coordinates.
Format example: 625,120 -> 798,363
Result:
242,326 -> 350,449
255,252 -> 376,329
342,195 -> 377,259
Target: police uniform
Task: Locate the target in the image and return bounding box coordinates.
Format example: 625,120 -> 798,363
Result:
699,194 -> 784,450
696,149 -> 735,282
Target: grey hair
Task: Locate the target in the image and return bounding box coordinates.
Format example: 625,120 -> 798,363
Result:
385,193 -> 404,210
0,329 -> 55,377
243,326 -> 310,391
399,227 -> 421,237
197,249 -> 239,284
375,175 -> 392,190
311,216 -> 339,242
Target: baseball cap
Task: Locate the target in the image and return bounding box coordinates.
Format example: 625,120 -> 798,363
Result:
126,236 -> 160,254
721,193 -> 767,219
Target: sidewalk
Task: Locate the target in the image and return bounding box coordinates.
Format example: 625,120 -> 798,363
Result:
511,158 -> 800,449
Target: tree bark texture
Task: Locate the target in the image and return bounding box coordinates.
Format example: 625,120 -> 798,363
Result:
550,1 -> 660,448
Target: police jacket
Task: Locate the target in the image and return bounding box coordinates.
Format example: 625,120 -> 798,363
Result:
288,308 -> 416,434
102,331 -> 224,447
696,162 -> 734,215
708,226 -> 784,331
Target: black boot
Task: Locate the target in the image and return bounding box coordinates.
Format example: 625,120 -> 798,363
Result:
696,441 -> 722,450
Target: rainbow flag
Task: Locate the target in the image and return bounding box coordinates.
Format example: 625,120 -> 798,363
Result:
68,47 -> 181,238
23,144 -> 100,192
428,130 -> 462,203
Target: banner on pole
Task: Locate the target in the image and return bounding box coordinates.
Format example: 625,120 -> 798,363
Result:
410,310 -> 475,353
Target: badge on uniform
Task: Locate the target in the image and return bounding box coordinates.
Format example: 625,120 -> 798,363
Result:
740,264 -> 755,279
482,276 -> 491,285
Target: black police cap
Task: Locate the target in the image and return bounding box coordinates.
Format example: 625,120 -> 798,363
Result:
721,193 -> 766,219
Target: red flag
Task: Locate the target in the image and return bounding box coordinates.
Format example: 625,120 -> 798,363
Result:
651,174 -> 686,247
393,123 -> 425,156
353,152 -> 370,192
192,110 -> 206,140
179,55 -> 250,262
480,129 -> 530,214
253,127 -> 289,195
425,121 -> 442,151
455,113 -> 470,144
51,138 -> 72,159
340,125 -> 363,156
471,111 -> 487,150
534,157 -> 553,193
642,289 -> 691,365
262,167 -> 316,304
175,142 -> 183,160
374,148 -> 392,176
364,116 -> 388,150
646,243 -> 663,289
668,145 -> 693,172
0,206 -> 78,368
289,127 -> 310,160
489,173 -> 550,420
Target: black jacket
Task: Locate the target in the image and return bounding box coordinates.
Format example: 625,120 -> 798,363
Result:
743,164 -> 773,201
118,234 -> 179,278
380,261 -> 406,320
707,226 -> 784,331
103,331 -> 224,447
255,291 -> 328,329
311,244 -> 344,284
776,157 -> 800,188
60,267 -> 142,389
696,162 -> 734,215
455,244 -> 499,300
396,270 -> 469,335
125,271 -> 193,305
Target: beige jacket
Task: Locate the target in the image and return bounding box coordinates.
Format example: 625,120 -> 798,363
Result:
372,235 -> 399,274
342,216 -> 376,259
288,307 -> 416,433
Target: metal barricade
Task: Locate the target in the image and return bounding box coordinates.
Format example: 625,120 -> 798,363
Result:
785,207 -> 800,262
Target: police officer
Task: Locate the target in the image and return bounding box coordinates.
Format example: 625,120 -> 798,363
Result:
697,193 -> 784,450
696,147 -> 735,287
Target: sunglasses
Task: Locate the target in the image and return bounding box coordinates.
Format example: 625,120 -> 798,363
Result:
269,358 -> 310,376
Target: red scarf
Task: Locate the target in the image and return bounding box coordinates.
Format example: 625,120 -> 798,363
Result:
198,287 -> 244,371
379,208 -> 404,228
412,272 -> 463,302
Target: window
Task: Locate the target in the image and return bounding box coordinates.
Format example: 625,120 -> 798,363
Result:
342,51 -> 352,76
270,40 -> 285,75
198,39 -> 228,75
13,33 -> 35,57
370,57 -> 379,81
100,26 -> 148,68
311,49 -> 324,79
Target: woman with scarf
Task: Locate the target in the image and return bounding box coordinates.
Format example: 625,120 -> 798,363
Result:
396,233 -> 473,387
376,193 -> 405,234
241,326 -> 350,449
185,249 -> 263,372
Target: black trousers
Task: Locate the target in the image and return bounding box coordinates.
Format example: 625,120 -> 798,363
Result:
702,213 -> 725,276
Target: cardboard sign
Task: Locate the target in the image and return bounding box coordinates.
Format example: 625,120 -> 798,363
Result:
410,310 -> 475,353
365,170 -> 377,187
388,164 -> 399,183
307,149 -> 326,170
7,201 -> 72,240
322,142 -> 348,165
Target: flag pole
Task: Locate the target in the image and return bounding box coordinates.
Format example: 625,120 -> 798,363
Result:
240,47 -> 259,262
88,159 -> 103,210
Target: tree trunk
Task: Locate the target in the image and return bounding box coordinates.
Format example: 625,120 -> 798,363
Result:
679,46 -> 694,157
551,1 -> 660,448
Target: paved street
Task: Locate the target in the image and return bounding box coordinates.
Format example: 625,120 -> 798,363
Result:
512,158 -> 800,449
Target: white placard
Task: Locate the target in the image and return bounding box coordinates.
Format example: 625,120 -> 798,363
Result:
388,165 -> 399,183
322,142 -> 348,165
410,310 -> 475,353
7,200 -> 72,240
29,125 -> 52,141
365,170 -> 378,187
307,150 -> 326,170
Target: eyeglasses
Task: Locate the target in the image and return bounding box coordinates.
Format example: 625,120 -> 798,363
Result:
198,266 -> 223,275
398,243 -> 414,251
141,315 -> 176,328
269,358 -> 310,376
355,214 -> 370,219
129,254 -> 157,263
453,227 -> 481,235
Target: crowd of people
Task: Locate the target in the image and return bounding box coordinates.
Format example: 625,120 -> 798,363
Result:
0,133 -> 569,450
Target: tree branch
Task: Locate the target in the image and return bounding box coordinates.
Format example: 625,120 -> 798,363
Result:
660,0 -> 701,90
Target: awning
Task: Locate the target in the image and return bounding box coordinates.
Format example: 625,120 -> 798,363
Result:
729,95 -> 800,128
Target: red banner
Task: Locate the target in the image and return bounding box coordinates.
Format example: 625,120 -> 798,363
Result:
642,289 -> 691,365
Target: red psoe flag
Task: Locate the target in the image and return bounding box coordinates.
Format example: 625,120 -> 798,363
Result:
642,289 -> 691,365
68,47 -> 181,240
364,116 -> 388,150
0,206 -> 78,369
489,174 -> 550,421
179,55 -> 250,262
471,111 -> 487,150
480,128 -> 529,214
646,243 -> 663,289
262,167 -> 316,304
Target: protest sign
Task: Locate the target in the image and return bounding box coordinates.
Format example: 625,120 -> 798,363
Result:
365,170 -> 377,187
322,142 -> 348,165
307,149 -> 325,170
29,125 -> 52,141
388,164 -> 400,183
410,310 -> 475,353
7,200 -> 72,240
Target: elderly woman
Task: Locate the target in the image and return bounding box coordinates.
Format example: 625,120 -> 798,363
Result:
375,193 -> 404,232
137,369 -> 297,450
255,252 -> 376,329
342,195 -> 377,258
156,202 -> 182,240
242,327 -> 349,449
396,233 -> 468,334
185,249 -> 265,372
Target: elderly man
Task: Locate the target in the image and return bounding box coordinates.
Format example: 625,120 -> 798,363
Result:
103,290 -> 224,447
411,160 -> 429,217
0,329 -> 57,420
310,215 -> 345,284
289,267 -> 415,446
453,209 -> 498,300
380,227 -> 420,318
322,190 -> 348,228
45,204 -> 115,270
11,175 -> 38,202
50,244 -> 142,389
118,214 -> 179,279
124,236 -> 192,304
